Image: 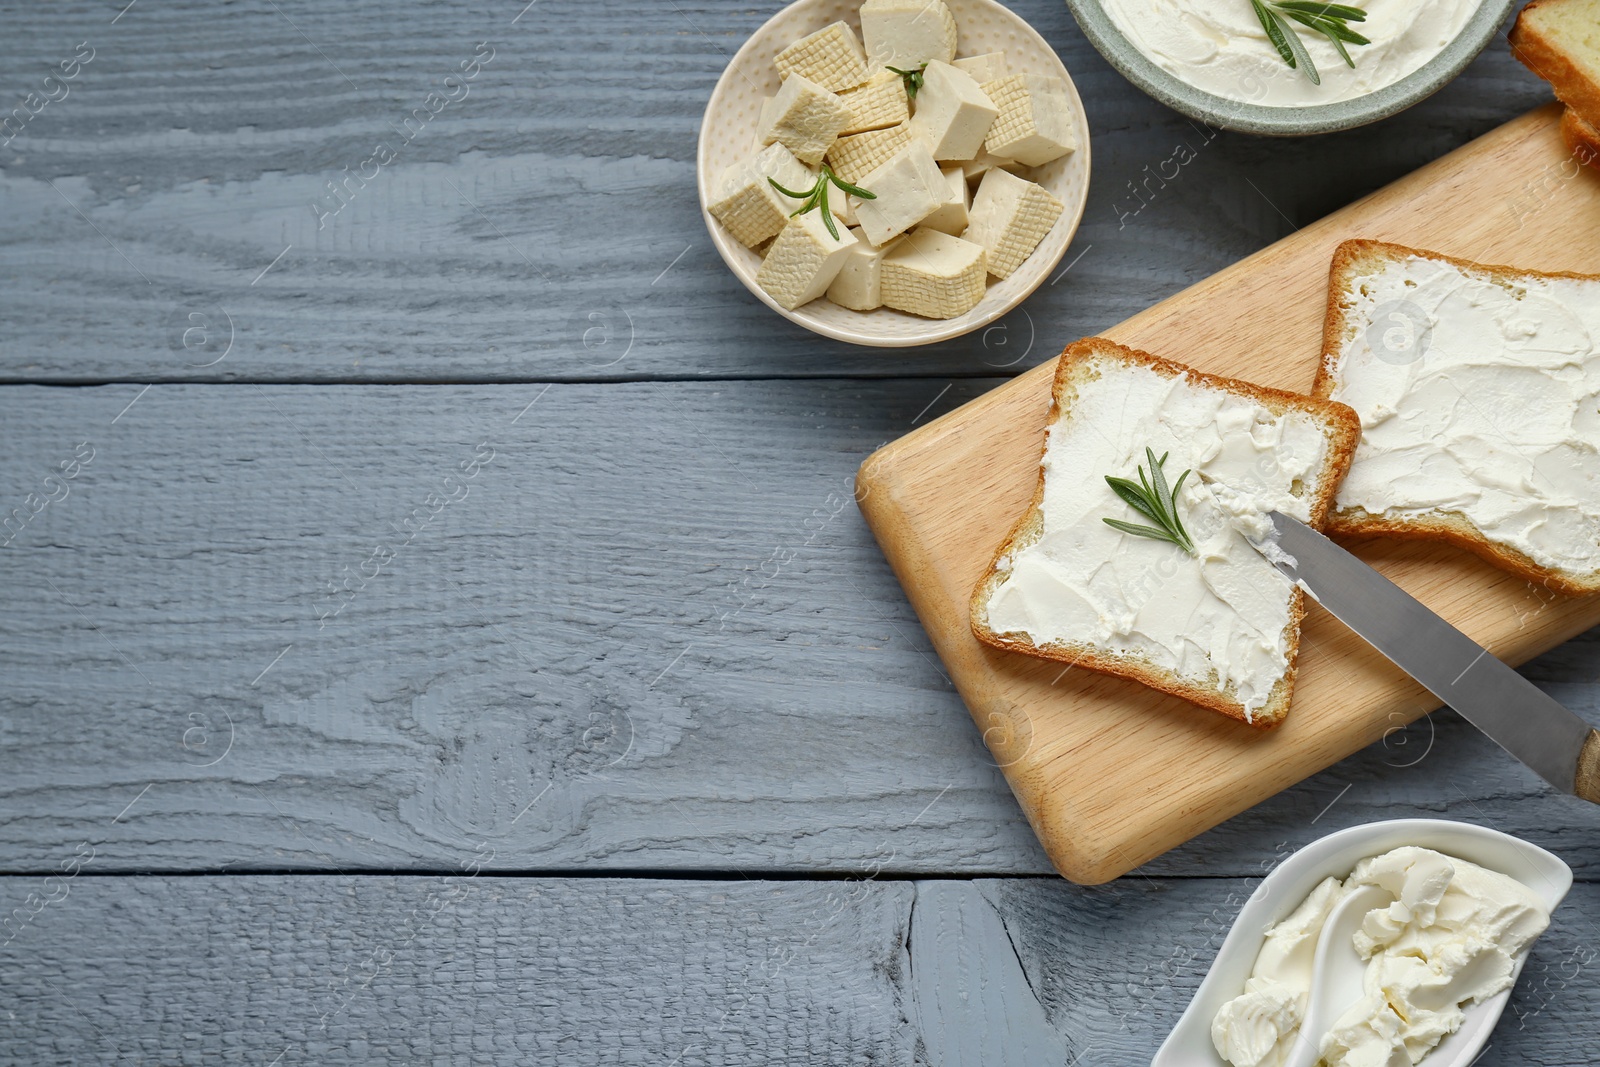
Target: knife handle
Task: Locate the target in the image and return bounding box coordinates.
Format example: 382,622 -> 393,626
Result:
1580,731 -> 1600,805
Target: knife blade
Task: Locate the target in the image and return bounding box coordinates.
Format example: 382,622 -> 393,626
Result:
1254,511 -> 1600,802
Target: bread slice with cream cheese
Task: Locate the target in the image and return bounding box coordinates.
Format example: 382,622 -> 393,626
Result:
970,338 -> 1360,729
1314,239 -> 1600,595
1511,0 -> 1600,129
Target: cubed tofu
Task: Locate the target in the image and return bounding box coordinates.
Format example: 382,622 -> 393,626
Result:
825,228 -> 899,311
958,145 -> 1018,182
880,228 -> 987,319
953,52 -> 1007,84
708,143 -> 816,249
963,168 -> 1064,280
826,122 -> 914,184
908,60 -> 997,161
860,0 -> 958,70
837,70 -> 910,134
756,211 -> 859,310
984,73 -> 1078,167
852,141 -> 945,246
774,21 -> 870,92
758,75 -> 855,166
920,165 -> 969,235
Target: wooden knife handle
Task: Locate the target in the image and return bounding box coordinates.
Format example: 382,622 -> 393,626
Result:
1579,730 -> 1600,805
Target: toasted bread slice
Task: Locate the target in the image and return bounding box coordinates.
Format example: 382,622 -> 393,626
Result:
1511,0 -> 1600,128
1314,239 -> 1600,596
970,339 -> 1360,729
1562,106 -> 1600,170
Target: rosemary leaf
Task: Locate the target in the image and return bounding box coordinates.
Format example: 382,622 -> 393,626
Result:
1102,448 -> 1197,555
1106,477 -> 1163,522
1103,518 -> 1178,542
767,178 -> 814,200
1274,5 -> 1321,84
886,63 -> 927,100
1248,0 -> 1370,84
1274,1 -> 1366,21
1251,0 -> 1300,70
766,164 -> 875,242
816,181 -> 838,240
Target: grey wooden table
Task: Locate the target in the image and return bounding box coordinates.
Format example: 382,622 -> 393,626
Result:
2,1 -> 1597,1063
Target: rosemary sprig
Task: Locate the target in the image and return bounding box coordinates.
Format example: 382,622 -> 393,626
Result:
1102,447 -> 1196,554
886,63 -> 928,100
767,164 -> 876,241
1249,0 -> 1370,86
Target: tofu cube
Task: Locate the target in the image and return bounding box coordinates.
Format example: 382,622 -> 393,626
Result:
708,143 -> 816,249
756,211 -> 859,310
860,0 -> 958,70
852,141 -> 945,246
958,145 -> 1018,182
984,73 -> 1078,167
826,228 -> 899,311
826,122 -> 914,184
908,60 -> 997,161
774,21 -> 870,92
880,229 -> 987,319
837,70 -> 910,134
963,168 -> 1064,280
953,52 -> 1007,84
758,75 -> 855,166
920,165 -> 969,235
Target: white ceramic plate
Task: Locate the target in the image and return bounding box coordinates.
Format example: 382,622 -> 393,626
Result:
697,0 -> 1092,348
1152,819 -> 1574,1067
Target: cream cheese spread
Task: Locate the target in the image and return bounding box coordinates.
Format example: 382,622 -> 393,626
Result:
1212,847 -> 1552,1067
1327,253 -> 1600,579
1100,0 -> 1483,108
978,358 -> 1330,720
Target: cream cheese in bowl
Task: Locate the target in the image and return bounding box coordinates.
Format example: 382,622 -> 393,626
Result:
1151,820 -> 1572,1067
1098,0 -> 1484,107
1211,846 -> 1551,1067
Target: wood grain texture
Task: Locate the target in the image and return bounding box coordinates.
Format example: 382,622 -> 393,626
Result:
909,881 -> 1069,1065
0,1 -> 1552,382
4,382 -> 1599,878
0,874 -> 1593,1064
0,378 -> 1033,874
858,106 -> 1600,884
0,875 -> 921,1064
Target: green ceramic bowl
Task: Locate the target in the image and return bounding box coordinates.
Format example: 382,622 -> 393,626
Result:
1064,0 -> 1516,136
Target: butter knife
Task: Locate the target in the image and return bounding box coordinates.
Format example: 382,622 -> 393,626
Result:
1253,512 -> 1600,803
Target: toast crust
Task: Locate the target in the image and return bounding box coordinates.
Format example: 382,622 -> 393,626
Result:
1561,107 -> 1600,171
1313,239 -> 1600,597
970,338 -> 1362,730
1511,0 -> 1600,129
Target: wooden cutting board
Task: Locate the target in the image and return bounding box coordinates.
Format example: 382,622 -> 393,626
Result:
856,104 -> 1600,885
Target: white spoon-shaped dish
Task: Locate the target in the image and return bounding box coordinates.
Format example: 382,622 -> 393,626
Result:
1277,883 -> 1389,1067
1151,819 -> 1573,1067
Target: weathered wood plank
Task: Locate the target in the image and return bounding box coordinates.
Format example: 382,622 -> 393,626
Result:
910,880 -> 1069,1065
0,875 -> 1593,1064
2,382 -> 1598,877
0,875 -> 921,1064
0,2 -> 1552,383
